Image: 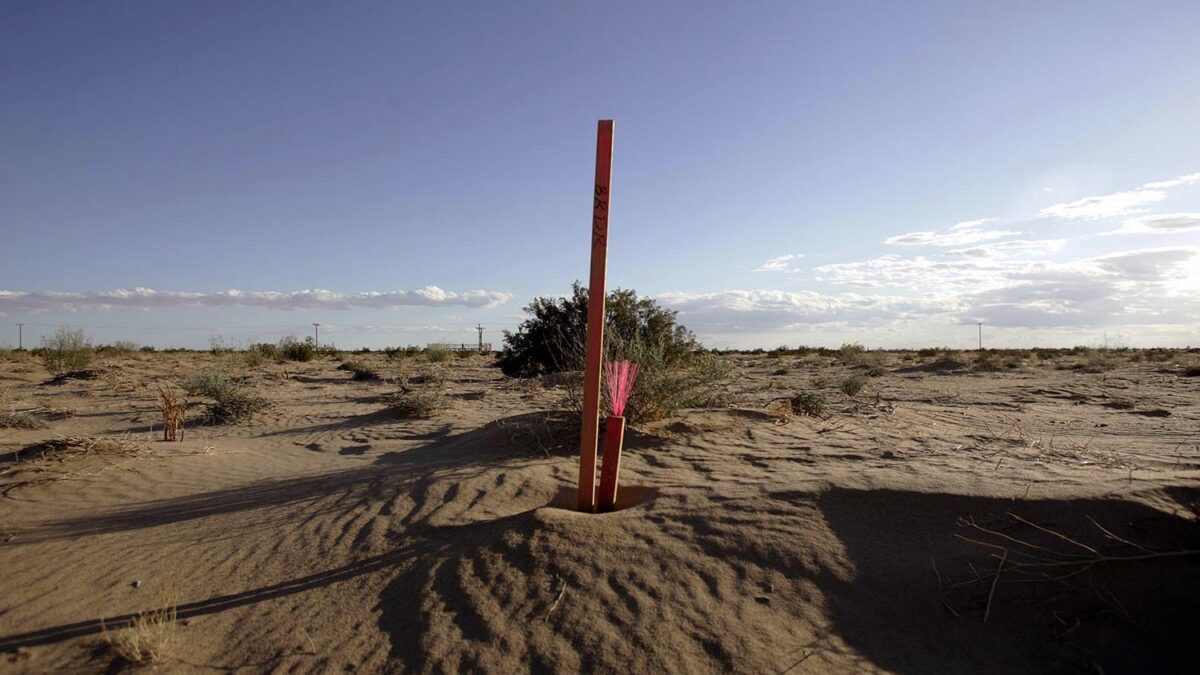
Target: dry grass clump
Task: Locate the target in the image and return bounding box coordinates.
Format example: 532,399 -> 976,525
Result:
182,370 -> 268,424
1074,348 -> 1120,373
38,327 -> 94,375
0,412 -> 48,430
15,434 -> 151,464
387,369 -> 448,417
157,383 -> 187,441
103,597 -> 178,667
424,346 -> 452,363
1182,365 -> 1200,377
788,390 -> 828,417
338,360 -> 381,381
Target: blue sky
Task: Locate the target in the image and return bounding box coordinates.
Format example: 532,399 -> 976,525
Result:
3,1 -> 1199,349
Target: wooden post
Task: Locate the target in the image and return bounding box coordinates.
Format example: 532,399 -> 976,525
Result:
578,120 -> 614,512
597,415 -> 625,512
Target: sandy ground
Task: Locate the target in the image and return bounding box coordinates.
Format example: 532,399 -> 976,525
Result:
1,348 -> 1198,673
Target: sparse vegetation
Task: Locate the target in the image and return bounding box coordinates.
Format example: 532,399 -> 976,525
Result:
183,370 -> 268,423
789,390 -> 828,417
157,383 -> 186,441
103,599 -> 178,667
39,327 -> 94,375
338,360 -> 381,381
424,346 -> 452,363
839,373 -> 868,398
0,412 -> 47,430
279,336 -> 318,362
387,369 -> 448,417
837,342 -> 867,365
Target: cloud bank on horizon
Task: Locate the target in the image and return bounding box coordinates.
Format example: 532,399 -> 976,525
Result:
668,171 -> 1200,346
0,286 -> 513,314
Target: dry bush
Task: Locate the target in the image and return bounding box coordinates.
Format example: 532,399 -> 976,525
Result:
1181,365 -> 1200,377
39,327 -> 94,375
424,346 -> 452,363
157,383 -> 186,441
103,596 -> 178,667
839,373 -> 869,399
837,342 -> 867,365
1076,348 -> 1120,373
788,390 -> 828,418
0,412 -> 47,430
387,368 -> 448,417
338,360 -> 381,381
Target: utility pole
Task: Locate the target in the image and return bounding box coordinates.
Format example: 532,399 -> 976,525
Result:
476,324 -> 484,352
978,322 -> 983,350
312,323 -> 320,349
17,323 -> 23,350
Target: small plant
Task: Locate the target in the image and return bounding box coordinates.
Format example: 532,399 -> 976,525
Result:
1183,365 -> 1200,377
338,360 -> 380,381
278,336 -> 317,362
0,412 -> 47,429
39,327 -> 94,375
839,373 -> 868,399
103,599 -> 177,667
865,364 -> 887,377
387,371 -> 448,417
772,367 -> 790,376
789,390 -> 827,417
972,351 -> 1003,373
424,346 -> 452,363
837,342 -> 866,365
183,370 -> 268,423
157,383 -> 186,441
244,343 -> 279,367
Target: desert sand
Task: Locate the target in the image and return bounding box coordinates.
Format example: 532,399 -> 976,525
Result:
1,348 -> 1198,673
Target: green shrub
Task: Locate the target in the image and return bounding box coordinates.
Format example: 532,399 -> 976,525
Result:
278,336 -> 317,362
500,283 -> 727,423
183,369 -> 268,423
499,282 -> 696,378
839,374 -> 868,398
39,327 -> 94,375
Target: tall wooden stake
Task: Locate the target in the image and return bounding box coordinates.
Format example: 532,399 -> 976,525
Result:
578,120 -> 614,512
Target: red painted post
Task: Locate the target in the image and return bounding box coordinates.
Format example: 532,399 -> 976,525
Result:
578,120 -> 614,512
597,415 -> 625,512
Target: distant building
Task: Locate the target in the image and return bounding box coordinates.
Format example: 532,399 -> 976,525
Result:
427,342 -> 492,353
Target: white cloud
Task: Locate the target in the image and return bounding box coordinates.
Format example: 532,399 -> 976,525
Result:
1038,170 -> 1200,220
0,286 -> 513,314
754,253 -> 804,272
947,239 -> 1068,258
1141,172 -> 1200,190
884,228 -> 1020,247
658,289 -> 960,328
1038,188 -> 1166,220
950,218 -> 997,231
1101,212 -> 1200,236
